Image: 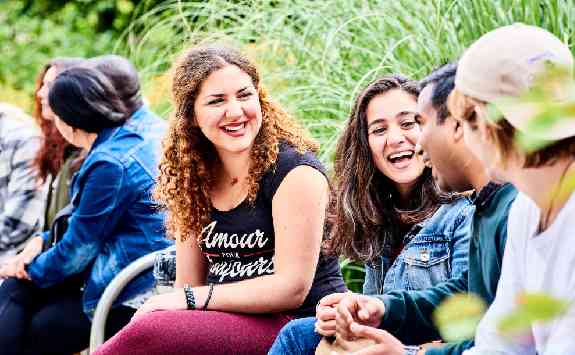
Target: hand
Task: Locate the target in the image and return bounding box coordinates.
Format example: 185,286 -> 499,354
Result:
315,292 -> 348,336
0,236 -> 43,280
335,294 -> 385,341
0,256 -> 20,279
348,323 -> 404,355
14,236 -> 44,279
132,288 -> 188,319
19,236 -> 44,264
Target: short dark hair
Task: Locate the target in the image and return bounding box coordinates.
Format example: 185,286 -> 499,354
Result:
86,55 -> 143,115
419,63 -> 457,124
48,67 -> 128,133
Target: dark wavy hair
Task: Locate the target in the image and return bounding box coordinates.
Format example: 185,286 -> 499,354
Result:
33,58 -> 83,183
85,55 -> 144,116
49,67 -> 128,133
327,75 -> 446,263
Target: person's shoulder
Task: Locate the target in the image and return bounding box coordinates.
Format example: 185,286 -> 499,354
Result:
82,150 -> 124,171
128,107 -> 168,133
261,142 -> 326,200
507,191 -> 535,218
428,195 -> 473,228
492,183 -> 519,207
274,141 -> 324,172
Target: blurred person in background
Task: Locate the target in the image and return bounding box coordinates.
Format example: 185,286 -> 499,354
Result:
0,58 -> 86,279
0,66 -> 171,354
0,102 -> 44,266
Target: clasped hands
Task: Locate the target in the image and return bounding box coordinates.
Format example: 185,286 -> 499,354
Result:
315,293 -> 416,355
0,236 -> 43,280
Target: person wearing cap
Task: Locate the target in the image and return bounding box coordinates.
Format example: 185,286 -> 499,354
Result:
448,23 -> 575,355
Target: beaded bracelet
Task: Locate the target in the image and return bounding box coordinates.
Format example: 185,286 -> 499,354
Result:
202,283 -> 214,310
183,284 -> 196,310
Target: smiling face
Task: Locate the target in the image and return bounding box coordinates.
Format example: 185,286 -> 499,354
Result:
366,89 -> 425,194
193,65 -> 263,157
37,66 -> 58,121
416,84 -> 459,191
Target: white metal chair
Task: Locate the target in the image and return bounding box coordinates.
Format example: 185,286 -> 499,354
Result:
88,251 -> 159,353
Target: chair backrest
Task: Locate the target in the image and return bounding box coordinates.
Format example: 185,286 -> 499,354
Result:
89,248 -> 168,353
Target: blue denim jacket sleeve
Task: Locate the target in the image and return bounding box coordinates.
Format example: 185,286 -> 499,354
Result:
448,203 -> 474,278
28,155 -> 127,287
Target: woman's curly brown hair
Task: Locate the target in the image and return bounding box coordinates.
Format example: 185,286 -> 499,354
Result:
154,45 -> 318,242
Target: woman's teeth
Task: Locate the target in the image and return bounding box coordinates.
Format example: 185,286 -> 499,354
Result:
388,151 -> 414,163
223,122 -> 245,132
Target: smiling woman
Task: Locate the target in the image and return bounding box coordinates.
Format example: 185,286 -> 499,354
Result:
268,75 -> 473,355
93,45 -> 346,355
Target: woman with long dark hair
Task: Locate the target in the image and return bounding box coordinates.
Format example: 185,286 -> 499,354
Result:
0,66 -> 171,354
269,75 -> 473,355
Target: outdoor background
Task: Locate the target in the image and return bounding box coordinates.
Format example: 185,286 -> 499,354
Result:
2,0 -> 575,292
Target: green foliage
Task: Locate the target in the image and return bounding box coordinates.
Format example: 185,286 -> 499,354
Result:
0,1 -> 111,108
5,0 -> 575,291
122,0 -> 575,165
339,258 -> 365,293
123,0 -> 575,288
0,0 -> 166,109
433,293 -> 487,342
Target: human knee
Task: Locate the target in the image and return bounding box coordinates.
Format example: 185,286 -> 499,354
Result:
270,317 -> 317,354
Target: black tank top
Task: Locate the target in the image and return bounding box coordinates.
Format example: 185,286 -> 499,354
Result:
200,142 -> 346,317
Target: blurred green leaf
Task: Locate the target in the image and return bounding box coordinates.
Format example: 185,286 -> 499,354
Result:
433,293 -> 487,342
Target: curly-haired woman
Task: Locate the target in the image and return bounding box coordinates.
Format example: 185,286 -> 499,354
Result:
94,45 -> 346,355
269,75 -> 473,355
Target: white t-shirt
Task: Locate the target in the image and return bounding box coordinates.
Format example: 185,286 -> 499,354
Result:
464,191 -> 575,355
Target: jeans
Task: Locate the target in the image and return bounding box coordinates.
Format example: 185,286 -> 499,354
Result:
268,316 -> 321,355
0,277 -> 134,355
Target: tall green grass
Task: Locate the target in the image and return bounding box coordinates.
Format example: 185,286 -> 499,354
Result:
120,0 -> 575,291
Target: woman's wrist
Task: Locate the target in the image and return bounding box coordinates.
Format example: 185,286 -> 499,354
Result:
183,284 -> 196,310
181,284 -> 215,311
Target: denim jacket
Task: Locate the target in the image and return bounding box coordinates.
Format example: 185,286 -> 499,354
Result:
28,107 -> 172,317
363,197 -> 473,295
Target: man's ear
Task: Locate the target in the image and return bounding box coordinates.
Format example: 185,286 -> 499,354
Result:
473,105 -> 493,143
451,117 -> 464,142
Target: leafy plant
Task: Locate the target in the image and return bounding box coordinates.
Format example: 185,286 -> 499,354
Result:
124,0 -> 575,289
433,293 -> 487,342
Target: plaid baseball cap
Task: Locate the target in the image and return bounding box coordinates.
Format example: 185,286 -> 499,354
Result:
456,23 -> 575,140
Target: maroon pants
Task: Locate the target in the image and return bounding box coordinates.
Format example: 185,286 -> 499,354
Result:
93,310 -> 292,355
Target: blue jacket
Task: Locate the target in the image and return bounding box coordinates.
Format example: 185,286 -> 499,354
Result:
28,107 -> 172,317
363,197 -> 473,295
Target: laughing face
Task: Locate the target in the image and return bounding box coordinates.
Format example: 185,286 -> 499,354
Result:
194,65 -> 263,156
366,89 -> 425,193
